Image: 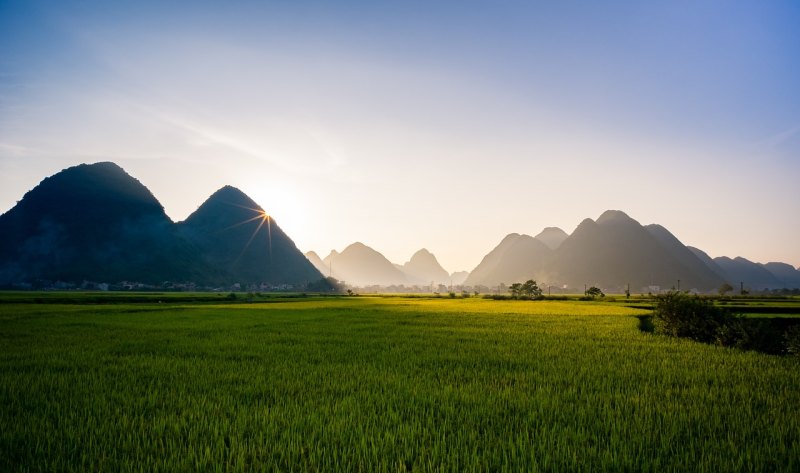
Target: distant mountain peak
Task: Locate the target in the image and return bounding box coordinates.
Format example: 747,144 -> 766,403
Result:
534,227 -> 568,250
322,242 -> 408,286
304,251 -> 328,275
403,248 -> 449,284
80,161 -> 125,172
500,233 -> 521,243
596,210 -> 633,224
202,185 -> 260,209
409,248 -> 437,263
343,242 -> 373,253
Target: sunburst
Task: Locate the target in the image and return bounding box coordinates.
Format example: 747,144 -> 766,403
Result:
222,204 -> 272,264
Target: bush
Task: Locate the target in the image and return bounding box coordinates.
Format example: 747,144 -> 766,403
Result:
652,291 -> 800,355
785,326 -> 800,356
652,291 -> 728,343
714,316 -> 752,350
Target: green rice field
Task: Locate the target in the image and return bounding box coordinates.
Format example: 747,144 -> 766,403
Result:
1,295 -> 799,471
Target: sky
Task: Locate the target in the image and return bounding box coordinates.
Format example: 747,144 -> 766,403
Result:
1,0 -> 799,272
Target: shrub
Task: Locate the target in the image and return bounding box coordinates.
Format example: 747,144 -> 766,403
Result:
651,291 -> 728,343
714,316 -> 752,350
785,326 -> 800,356
653,291 -> 800,355
585,286 -> 604,298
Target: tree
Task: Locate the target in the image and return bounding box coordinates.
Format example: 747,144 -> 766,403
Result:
718,283 -> 733,296
521,279 -> 543,298
652,290 -> 728,343
509,283 -> 523,298
586,286 -> 604,298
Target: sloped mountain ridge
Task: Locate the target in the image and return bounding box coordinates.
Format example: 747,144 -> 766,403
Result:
2,164 -> 797,290
0,162 -> 324,287
463,210 -> 798,291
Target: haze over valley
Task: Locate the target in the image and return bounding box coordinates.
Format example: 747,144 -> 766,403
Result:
2,3 -> 800,472
1,162 -> 798,293
2,1 -> 799,276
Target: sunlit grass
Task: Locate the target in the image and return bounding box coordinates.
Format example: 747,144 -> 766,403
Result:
1,297 -> 798,471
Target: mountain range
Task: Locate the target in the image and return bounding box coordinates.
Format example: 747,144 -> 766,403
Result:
2,162 -> 798,292
305,244 -> 460,287
0,162 -> 324,288
307,210 -> 800,292
461,210 -> 799,292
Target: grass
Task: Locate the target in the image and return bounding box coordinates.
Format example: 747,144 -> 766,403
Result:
1,295 -> 798,471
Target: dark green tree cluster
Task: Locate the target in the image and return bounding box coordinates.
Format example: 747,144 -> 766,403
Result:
509,280 -> 543,299
652,291 -> 729,343
585,286 -> 604,298
652,291 -> 800,355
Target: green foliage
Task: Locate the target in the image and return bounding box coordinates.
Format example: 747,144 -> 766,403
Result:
718,282 -> 734,296
652,291 -> 728,342
784,325 -> 800,355
585,286 -> 604,298
508,280 -> 543,299
652,291 -> 800,354
1,296 -> 799,471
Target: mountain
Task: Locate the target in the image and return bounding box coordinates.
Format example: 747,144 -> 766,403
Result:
305,251 -> 329,275
534,227 -> 568,250
401,249 -> 450,285
465,233 -> 552,286
463,233 -> 520,286
687,246 -> 727,279
762,262 -> 800,288
713,257 -> 781,290
322,242 -> 409,286
0,162 -> 212,285
689,247 -> 799,290
0,162 -> 325,288
645,224 -> 724,289
545,211 -> 722,291
178,186 -> 322,286
450,271 -> 470,285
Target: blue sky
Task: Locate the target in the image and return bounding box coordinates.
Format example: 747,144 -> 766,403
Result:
1,0 -> 799,271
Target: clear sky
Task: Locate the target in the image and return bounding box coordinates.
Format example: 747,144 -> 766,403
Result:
1,0 -> 799,272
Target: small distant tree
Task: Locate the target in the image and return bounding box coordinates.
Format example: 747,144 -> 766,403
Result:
718,283 -> 733,296
586,286 -> 604,298
521,280 -> 543,299
509,283 -> 523,299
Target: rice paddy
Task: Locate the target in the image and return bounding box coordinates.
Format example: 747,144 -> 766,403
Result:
1,295 -> 798,471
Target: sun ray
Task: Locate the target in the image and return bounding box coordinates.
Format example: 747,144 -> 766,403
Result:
219,213 -> 266,232
232,207 -> 272,265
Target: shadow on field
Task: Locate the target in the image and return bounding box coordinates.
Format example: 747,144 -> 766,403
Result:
636,315 -> 654,333
636,313 -> 800,356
